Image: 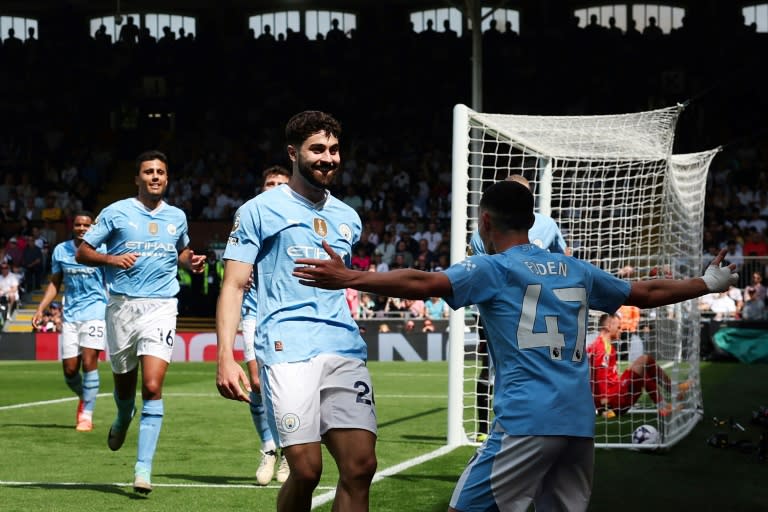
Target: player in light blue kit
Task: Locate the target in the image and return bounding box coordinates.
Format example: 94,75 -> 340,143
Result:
468,174 -> 566,256
292,180 -> 738,512
239,165 -> 292,485
469,174 -> 568,440
76,150 -> 205,495
33,212 -> 107,433
216,111 -> 377,512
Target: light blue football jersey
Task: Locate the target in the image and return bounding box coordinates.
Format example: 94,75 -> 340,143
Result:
242,285 -> 257,321
51,240 -> 107,323
443,244 -> 631,437
84,198 -> 190,298
224,185 -> 365,366
469,213 -> 566,255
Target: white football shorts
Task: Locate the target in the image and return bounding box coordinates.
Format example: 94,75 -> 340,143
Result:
106,296 -> 177,374
261,353 -> 377,448
450,430 -> 594,512
60,319 -> 107,359
241,317 -> 256,363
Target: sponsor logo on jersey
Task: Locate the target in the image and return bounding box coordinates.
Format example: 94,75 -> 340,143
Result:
228,236 -> 239,246
339,223 -> 352,242
149,222 -> 158,235
167,224 -> 177,235
313,218 -> 327,237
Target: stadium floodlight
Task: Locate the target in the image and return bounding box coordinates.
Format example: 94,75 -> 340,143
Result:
448,103 -> 719,449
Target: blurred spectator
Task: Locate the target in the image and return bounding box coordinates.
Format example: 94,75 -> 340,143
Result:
374,232 -> 396,266
5,237 -> 24,265
422,318 -> 435,332
404,298 -> 425,318
358,292 -> 376,319
0,262 -> 20,315
742,285 -> 766,320
351,244 -> 372,271
345,288 -> 360,319
425,296 -> 449,319
723,239 -> 744,270
22,234 -> 44,290
372,252 -> 389,273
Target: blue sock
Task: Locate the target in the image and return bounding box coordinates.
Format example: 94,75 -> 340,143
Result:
136,399 -> 164,478
65,373 -> 83,397
249,390 -> 274,447
82,370 -> 99,415
113,390 -> 136,431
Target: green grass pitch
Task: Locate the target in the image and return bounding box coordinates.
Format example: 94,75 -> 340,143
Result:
0,361 -> 765,511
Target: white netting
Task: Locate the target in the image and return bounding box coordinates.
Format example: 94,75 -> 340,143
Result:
448,103 -> 718,449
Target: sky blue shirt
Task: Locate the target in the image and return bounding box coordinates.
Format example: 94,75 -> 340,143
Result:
51,240 -> 107,323
469,213 -> 566,256
242,284 -> 257,320
84,198 -> 190,298
224,184 -> 366,366
443,244 -> 630,437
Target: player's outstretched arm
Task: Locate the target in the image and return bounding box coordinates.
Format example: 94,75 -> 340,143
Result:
215,259 -> 252,402
626,248 -> 737,309
294,240 -> 452,299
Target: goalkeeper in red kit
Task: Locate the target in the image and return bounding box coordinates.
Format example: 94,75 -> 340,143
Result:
587,313 -> 689,417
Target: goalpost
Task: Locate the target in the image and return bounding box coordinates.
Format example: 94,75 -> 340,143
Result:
447,103 -> 719,449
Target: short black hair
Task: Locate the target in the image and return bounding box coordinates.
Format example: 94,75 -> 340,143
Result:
479,180 -> 535,232
135,150 -> 168,174
285,111 -> 341,148
73,211 -> 94,221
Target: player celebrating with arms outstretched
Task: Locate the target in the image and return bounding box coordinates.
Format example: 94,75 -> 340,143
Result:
292,180 -> 737,512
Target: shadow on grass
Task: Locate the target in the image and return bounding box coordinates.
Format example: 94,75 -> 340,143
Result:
159,474 -> 256,485
378,407 -> 446,429
7,482 -> 143,499
0,423 -> 72,430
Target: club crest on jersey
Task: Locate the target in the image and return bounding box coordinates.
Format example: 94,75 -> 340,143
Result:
339,223 -> 353,242
167,224 -> 177,235
281,413 -> 300,433
148,222 -> 158,235
230,212 -> 240,234
313,218 -> 328,237
274,340 -> 284,351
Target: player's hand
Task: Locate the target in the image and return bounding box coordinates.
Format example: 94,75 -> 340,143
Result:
702,248 -> 738,292
189,251 -> 206,273
31,312 -> 43,329
110,253 -> 139,269
216,357 -> 252,402
292,240 -> 350,289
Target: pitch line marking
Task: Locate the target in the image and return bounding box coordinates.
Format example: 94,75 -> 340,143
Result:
0,393 -> 447,411
0,480 -> 335,490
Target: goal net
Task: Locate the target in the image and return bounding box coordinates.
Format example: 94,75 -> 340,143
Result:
447,103 -> 718,449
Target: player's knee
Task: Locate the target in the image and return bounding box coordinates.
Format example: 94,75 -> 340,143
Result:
341,453 -> 377,485
141,378 -> 163,399
288,461 -> 322,488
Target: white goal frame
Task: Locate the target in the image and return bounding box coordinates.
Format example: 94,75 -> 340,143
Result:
447,103 -> 718,449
